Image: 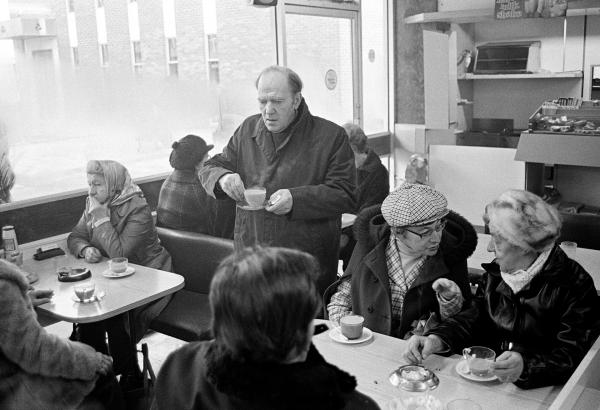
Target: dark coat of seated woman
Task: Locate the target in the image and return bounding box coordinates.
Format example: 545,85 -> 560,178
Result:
404,189 -> 600,389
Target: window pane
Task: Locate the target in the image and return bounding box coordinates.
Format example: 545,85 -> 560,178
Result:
0,0 -> 276,203
286,13 -> 354,126
361,0 -> 388,134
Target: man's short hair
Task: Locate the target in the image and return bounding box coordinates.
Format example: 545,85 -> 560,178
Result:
210,246 -> 320,362
255,65 -> 303,94
342,122 -> 368,153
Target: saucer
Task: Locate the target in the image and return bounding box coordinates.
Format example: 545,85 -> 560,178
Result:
72,290 -> 106,303
102,266 -> 135,278
237,203 -> 264,211
455,360 -> 497,382
328,327 -> 373,344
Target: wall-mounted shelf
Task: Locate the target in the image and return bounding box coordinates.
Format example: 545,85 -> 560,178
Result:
458,71 -> 583,80
404,6 -> 600,25
404,9 -> 493,25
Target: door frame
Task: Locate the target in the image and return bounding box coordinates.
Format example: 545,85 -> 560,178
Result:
274,1 -> 363,127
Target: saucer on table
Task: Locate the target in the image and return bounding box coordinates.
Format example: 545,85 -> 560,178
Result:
455,360 -> 497,382
328,327 -> 373,344
102,266 -> 136,278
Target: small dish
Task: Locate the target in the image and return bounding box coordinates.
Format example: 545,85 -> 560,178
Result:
71,290 -> 106,303
237,203 -> 264,211
455,360 -> 497,382
328,326 -> 373,344
102,266 -> 136,278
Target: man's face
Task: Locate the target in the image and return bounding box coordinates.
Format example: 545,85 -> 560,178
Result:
87,173 -> 110,204
257,71 -> 301,133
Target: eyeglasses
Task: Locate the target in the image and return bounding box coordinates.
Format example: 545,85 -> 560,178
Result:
400,219 -> 447,240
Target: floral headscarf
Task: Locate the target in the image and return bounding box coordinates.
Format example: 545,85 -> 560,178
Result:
86,160 -> 143,207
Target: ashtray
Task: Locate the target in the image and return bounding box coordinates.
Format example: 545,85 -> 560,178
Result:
57,267 -> 92,282
389,364 -> 439,392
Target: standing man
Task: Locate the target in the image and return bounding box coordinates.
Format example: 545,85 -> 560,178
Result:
199,65 -> 356,294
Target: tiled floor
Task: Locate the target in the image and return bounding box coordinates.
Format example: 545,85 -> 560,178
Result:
45,321 -> 188,376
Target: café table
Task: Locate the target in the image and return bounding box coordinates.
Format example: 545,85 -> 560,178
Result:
22,251 -> 184,381
468,233 -> 600,291
313,320 -> 560,409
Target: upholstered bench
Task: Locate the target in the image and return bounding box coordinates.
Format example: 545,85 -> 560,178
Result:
150,227 -> 234,341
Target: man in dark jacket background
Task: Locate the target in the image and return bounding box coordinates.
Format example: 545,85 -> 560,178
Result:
199,65 -> 356,295
339,123 -> 389,269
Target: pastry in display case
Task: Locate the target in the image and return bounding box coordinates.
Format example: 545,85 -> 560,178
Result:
528,98 -> 600,135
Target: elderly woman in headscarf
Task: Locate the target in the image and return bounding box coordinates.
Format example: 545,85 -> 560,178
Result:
67,160 -> 172,389
404,189 -> 600,389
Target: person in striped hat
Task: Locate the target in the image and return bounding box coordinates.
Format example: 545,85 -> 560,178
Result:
325,182 -> 477,339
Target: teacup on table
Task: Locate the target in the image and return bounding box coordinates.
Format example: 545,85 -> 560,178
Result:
244,187 -> 266,208
109,257 -> 128,274
73,281 -> 96,302
340,314 -> 364,340
462,346 -> 496,377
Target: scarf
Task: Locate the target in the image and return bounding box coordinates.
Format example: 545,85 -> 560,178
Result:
87,160 -> 143,207
386,231 -> 426,320
501,248 -> 551,293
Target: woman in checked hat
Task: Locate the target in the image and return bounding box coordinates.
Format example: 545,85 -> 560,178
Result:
325,182 -> 477,339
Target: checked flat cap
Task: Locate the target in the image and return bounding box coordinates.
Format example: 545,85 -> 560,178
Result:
381,183 -> 449,227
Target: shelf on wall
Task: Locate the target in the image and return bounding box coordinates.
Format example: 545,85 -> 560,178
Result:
404,6 -> 600,25
404,9 -> 494,24
458,71 -> 583,80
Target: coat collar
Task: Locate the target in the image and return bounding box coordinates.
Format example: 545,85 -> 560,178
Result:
206,342 -> 356,410
358,149 -> 382,173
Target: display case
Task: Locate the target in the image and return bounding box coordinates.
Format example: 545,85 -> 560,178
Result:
528,99 -> 600,135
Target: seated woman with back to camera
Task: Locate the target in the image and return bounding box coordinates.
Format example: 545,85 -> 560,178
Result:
152,246 -> 379,410
157,134 -> 235,239
404,189 -> 600,389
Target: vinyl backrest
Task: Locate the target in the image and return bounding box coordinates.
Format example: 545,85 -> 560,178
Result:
157,227 -> 234,293
559,213 -> 600,250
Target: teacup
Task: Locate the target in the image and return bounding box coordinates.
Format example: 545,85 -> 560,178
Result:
462,346 -> 496,377
340,315 -> 364,340
109,257 -> 128,273
73,281 -> 96,302
244,186 -> 266,208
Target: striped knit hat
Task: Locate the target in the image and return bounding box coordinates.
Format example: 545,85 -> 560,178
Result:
381,182 -> 449,227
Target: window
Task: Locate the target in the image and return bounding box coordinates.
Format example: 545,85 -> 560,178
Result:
0,0 -> 390,205
0,0 -> 277,203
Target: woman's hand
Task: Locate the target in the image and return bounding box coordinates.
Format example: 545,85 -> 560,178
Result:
96,353 -> 113,375
403,334 -> 445,364
491,351 -> 524,383
88,195 -> 109,220
28,289 -> 54,307
83,246 -> 103,263
432,278 -> 461,300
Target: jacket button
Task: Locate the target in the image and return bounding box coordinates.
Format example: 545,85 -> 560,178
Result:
367,306 -> 374,313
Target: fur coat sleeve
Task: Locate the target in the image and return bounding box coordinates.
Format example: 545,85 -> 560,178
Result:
0,260 -> 102,380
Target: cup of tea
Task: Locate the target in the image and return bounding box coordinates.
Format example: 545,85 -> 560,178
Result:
340,315 -> 364,340
73,281 -> 96,302
244,186 -> 266,208
462,346 -> 496,377
109,257 -> 128,273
